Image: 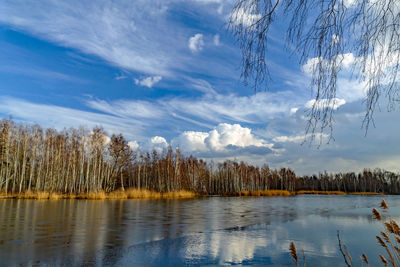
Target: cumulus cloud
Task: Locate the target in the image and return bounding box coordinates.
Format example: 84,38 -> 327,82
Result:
150,136 -> 169,153
134,76 -> 162,88
151,136 -> 168,146
206,123 -> 272,151
173,123 -> 274,156
128,140 -> 140,150
188,34 -> 205,52
173,131 -> 209,152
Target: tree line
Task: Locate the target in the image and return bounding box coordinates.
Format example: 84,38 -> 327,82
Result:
0,118 -> 399,195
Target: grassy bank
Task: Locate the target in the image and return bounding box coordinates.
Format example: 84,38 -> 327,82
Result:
0,189 -> 197,200
295,190 -> 384,195
0,189 -> 385,200
236,190 -> 293,197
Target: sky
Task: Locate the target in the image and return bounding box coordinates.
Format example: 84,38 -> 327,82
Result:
0,0 -> 399,175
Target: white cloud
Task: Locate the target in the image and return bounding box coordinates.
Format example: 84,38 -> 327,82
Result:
86,99 -> 164,119
188,78 -> 217,95
213,34 -> 220,46
342,0 -> 357,7
273,133 -> 328,143
86,83 -> 304,127
150,136 -> 169,153
167,90 -> 303,124
151,136 -> 168,146
340,53 -> 356,69
188,34 -> 205,53
301,57 -> 326,75
206,123 -> 272,151
290,108 -> 298,115
173,123 -> 273,153
300,49 -> 400,105
115,75 -> 128,80
128,140 -> 139,150
134,76 -> 162,88
103,135 -> 111,145
193,0 -> 222,3
332,34 -> 340,45
173,131 -> 209,152
230,7 -> 261,27
305,98 -> 346,110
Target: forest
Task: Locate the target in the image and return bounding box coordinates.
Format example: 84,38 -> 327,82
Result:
0,118 -> 399,198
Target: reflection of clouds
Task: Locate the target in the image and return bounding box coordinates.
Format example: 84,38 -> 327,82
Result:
184,234 -> 207,260
320,241 -> 337,256
210,230 -> 221,259
182,231 -> 269,264
215,233 -> 268,264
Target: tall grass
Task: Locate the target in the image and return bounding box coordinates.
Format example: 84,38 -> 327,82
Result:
0,188 -> 197,200
0,189 -> 388,200
237,190 -> 292,197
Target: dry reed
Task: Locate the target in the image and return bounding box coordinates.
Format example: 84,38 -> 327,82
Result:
296,190 -> 346,195
381,199 -> 389,209
237,190 -> 292,197
373,208 -> 383,221
349,192 -> 384,195
362,253 -> 369,265
0,188 -> 197,200
296,190 -> 383,195
379,254 -> 389,266
289,241 -> 299,267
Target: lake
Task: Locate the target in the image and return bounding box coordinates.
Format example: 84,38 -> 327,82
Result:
0,195 -> 397,266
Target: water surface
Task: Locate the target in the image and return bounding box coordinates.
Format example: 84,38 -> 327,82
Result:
0,195 -> 398,266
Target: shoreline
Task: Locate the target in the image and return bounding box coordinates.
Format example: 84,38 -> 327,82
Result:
0,189 -> 384,200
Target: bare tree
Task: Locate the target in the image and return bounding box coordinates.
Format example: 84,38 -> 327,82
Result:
229,0 -> 400,139
109,134 -> 133,191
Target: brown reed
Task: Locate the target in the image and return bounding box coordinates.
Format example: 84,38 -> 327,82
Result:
289,241 -> 299,266
361,253 -> 369,264
373,208 -> 383,221
381,199 -> 389,209
379,254 -> 388,266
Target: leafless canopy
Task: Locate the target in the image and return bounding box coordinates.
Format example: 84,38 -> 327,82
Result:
229,0 -> 400,138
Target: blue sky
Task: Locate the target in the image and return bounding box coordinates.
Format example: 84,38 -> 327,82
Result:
0,0 -> 399,175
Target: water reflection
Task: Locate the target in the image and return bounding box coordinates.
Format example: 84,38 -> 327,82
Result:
0,195 -> 397,266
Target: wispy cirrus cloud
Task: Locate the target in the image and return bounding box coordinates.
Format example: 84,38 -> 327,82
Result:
0,0 -> 237,80
0,1 -> 181,76
0,96 -> 148,140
